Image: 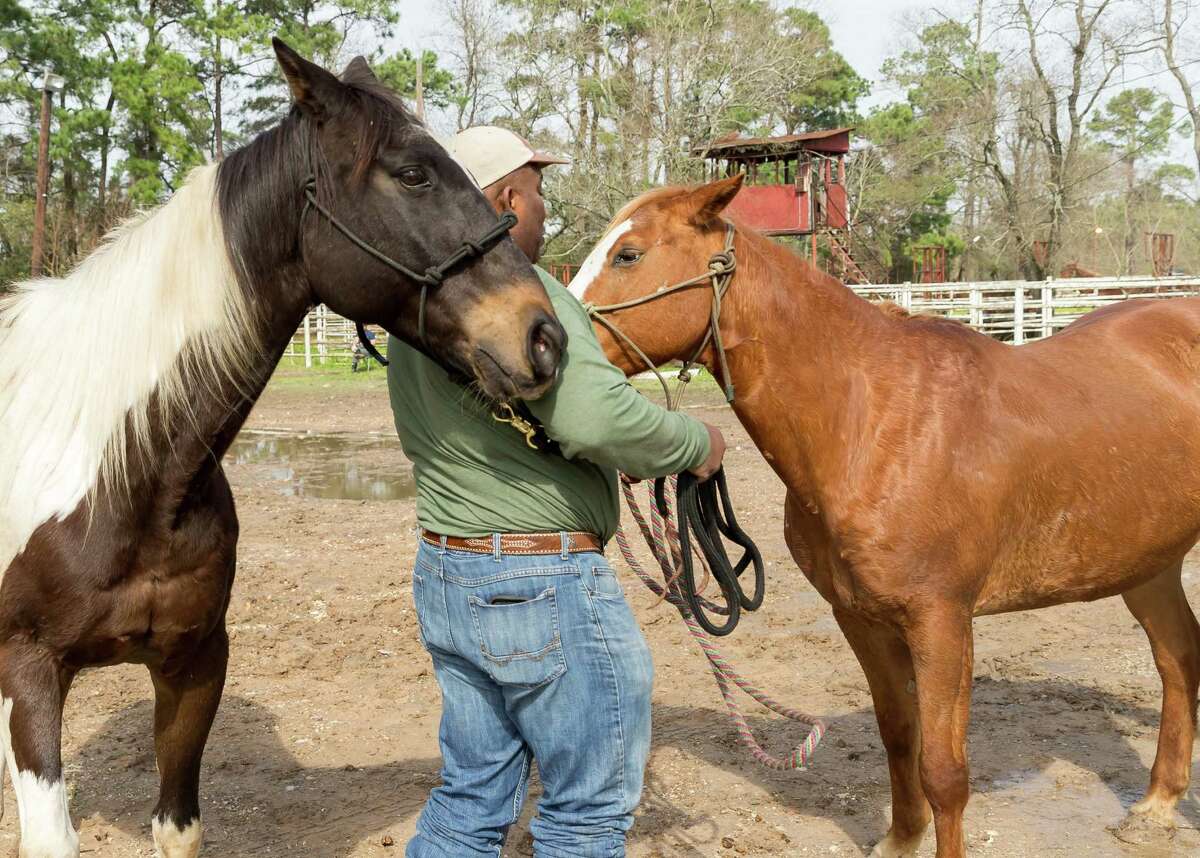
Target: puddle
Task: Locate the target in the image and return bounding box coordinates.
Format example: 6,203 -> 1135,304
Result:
226,431 -> 415,501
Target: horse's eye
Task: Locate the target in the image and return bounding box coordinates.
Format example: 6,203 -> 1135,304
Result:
397,167 -> 429,188
613,248 -> 643,266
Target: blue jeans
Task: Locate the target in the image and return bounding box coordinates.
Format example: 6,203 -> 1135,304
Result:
406,537 -> 654,858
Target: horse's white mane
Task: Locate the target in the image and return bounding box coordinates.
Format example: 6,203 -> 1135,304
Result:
0,164 -> 258,574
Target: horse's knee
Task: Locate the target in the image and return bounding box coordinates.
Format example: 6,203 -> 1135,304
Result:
878,717 -> 920,760
920,753 -> 969,813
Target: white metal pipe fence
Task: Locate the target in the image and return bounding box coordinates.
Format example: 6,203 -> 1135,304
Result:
287,275 -> 1200,366
285,305 -> 389,368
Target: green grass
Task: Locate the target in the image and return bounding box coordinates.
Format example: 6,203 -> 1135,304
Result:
630,368 -> 720,396
268,356 -> 390,390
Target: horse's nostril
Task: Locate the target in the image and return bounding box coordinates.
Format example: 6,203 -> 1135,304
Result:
529,316 -> 565,382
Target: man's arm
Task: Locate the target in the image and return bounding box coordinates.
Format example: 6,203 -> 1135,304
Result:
525,273 -> 715,480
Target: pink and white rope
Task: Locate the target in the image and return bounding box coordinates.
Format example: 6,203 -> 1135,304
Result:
617,477 -> 825,770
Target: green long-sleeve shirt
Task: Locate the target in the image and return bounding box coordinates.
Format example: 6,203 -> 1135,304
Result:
387,266 -> 710,542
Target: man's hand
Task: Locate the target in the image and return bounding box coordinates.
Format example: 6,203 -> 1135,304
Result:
689,423 -> 726,481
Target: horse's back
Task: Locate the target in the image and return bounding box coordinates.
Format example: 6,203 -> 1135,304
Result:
1011,298 -> 1200,406
1040,297 -> 1200,364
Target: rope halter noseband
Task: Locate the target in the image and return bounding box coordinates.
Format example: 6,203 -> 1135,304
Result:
301,176 -> 519,364
583,221 -> 739,407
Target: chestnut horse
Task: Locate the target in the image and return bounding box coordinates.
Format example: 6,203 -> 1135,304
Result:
0,42 -> 562,858
573,175 -> 1200,858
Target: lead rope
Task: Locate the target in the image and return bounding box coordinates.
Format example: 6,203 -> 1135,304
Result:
616,476 -> 825,770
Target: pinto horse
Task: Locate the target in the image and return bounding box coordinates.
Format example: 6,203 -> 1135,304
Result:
0,41 -> 562,858
573,175 -> 1200,858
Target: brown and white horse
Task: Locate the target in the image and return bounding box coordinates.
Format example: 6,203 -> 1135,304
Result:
573,175 -> 1200,858
0,41 -> 562,858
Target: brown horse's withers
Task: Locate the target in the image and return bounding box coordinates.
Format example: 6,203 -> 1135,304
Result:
572,175 -> 1200,858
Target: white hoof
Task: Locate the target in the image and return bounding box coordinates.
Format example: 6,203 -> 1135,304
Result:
153,817 -> 203,858
17,836 -> 79,858
1109,795 -> 1179,846
868,829 -> 926,858
1129,794 -> 1179,828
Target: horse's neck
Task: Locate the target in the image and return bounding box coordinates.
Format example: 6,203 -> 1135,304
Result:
123,181 -> 313,501
114,297 -> 308,529
197,286 -> 309,448
720,233 -> 887,495
155,150 -> 316,472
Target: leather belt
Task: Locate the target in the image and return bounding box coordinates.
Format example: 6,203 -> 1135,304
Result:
421,528 -> 602,556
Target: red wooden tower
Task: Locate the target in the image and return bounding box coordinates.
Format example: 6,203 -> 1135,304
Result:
694,128 -> 868,283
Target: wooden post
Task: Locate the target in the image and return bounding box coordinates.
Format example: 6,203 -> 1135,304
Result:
303,311 -> 312,368
970,287 -> 982,331
1041,279 -> 1053,338
316,304 -> 327,365
901,281 -> 912,312
30,83 -> 54,277
1013,284 -> 1025,344
415,51 -> 426,121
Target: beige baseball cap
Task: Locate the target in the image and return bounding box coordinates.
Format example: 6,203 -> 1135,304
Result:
446,125 -> 569,190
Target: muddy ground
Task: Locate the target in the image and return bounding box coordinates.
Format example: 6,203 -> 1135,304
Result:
11,366 -> 1200,857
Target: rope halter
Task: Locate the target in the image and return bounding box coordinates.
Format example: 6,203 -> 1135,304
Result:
583,221 -> 739,407
301,176 -> 519,362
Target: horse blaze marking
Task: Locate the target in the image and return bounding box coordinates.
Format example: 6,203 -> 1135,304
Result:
569,219 -> 632,301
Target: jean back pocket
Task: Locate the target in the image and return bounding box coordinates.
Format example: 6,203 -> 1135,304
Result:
468,586 -> 567,688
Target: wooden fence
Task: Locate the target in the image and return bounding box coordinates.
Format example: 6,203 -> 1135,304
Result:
287,275 -> 1200,365
850,275 -> 1200,344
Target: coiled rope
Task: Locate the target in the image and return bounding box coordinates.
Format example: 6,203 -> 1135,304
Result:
659,470 -> 765,636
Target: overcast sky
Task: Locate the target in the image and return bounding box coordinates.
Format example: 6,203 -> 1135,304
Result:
383,0 -> 1192,163
386,0 -> 927,111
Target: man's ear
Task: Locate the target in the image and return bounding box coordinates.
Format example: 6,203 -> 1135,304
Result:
341,55 -> 378,85
273,37 -> 344,118
492,184 -> 516,215
686,174 -> 744,225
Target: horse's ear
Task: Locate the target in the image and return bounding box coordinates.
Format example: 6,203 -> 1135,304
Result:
686,174 -> 744,225
341,55 -> 378,85
273,38 -> 343,117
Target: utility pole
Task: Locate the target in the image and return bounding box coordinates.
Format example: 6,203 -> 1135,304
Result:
213,0 -> 224,159
415,50 -> 426,121
30,67 -> 64,278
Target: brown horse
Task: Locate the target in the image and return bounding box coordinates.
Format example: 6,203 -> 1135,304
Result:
572,175 -> 1200,858
0,42 -> 562,858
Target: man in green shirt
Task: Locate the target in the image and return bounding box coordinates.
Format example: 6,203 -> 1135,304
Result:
390,126 -> 723,858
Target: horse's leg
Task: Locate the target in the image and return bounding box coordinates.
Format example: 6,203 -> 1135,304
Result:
834,608 -> 931,858
905,606 -> 974,858
1117,562 -> 1200,831
148,628 -> 229,858
0,643 -> 78,858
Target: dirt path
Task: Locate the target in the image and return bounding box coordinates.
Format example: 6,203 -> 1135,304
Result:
11,368 -> 1199,857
